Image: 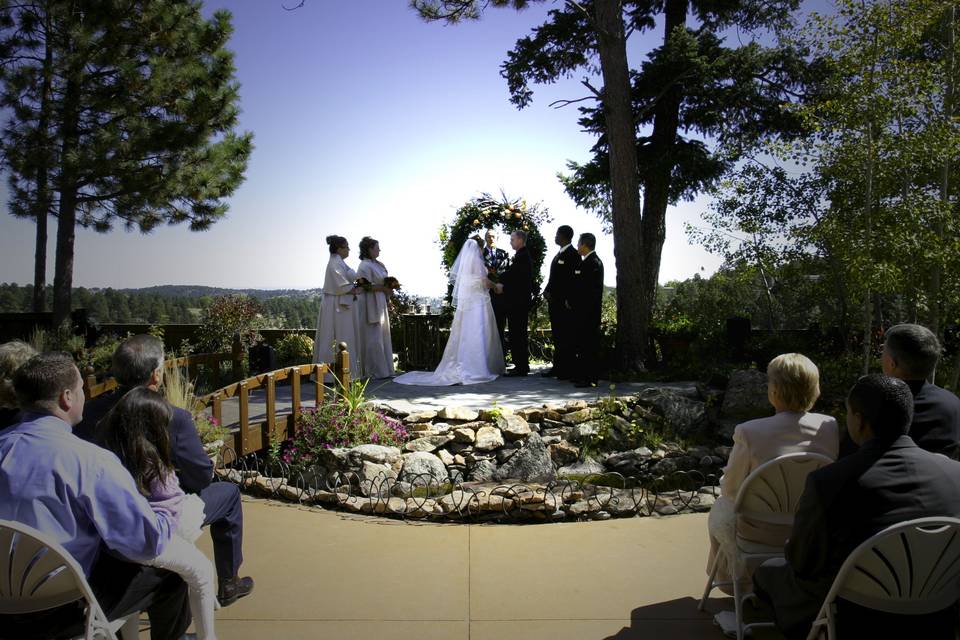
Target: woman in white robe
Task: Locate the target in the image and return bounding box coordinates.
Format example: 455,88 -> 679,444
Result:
356,236 -> 396,379
394,238 -> 504,386
313,235 -> 362,379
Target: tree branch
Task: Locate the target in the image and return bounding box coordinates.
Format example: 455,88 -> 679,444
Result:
549,94 -> 597,108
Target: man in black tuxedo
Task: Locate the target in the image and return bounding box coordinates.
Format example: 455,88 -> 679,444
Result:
542,225 -> 579,380
482,229 -> 510,353
753,374 -> 960,640
571,233 -> 603,388
839,323 -> 960,459
494,230 -> 534,376
76,334 -> 255,607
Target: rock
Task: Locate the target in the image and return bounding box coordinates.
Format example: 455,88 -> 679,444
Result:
438,406 -> 480,421
474,426 -> 505,451
565,400 -> 589,411
468,459 -> 498,482
373,497 -> 409,514
635,387 -> 708,439
408,423 -> 438,432
650,455 -> 697,475
463,451 -> 493,464
439,490 -> 475,513
688,445 -> 714,460
403,410 -> 438,424
452,427 -> 476,444
496,447 -> 518,464
558,457 -> 606,477
720,369 -> 770,420
479,407 -> 513,421
563,408 -> 595,425
494,433 -> 556,483
572,421 -> 601,441
319,447 -> 351,469
277,484 -> 304,502
497,414 -> 532,440
549,441 -> 580,465
365,402 -> 408,419
359,461 -> 396,485
436,448 -> 456,466
349,444 -> 402,465
454,454 -> 466,466
404,435 -> 455,453
431,422 -> 453,434
713,445 -> 733,459
604,447 -> 652,472
517,407 -> 544,422
543,410 -> 565,422
540,435 -> 562,445
399,451 -> 448,482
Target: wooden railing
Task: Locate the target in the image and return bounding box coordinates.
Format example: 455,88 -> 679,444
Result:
196,343 -> 352,459
83,351 -> 237,400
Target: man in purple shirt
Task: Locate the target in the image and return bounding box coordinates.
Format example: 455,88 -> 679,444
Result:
0,353 -> 190,640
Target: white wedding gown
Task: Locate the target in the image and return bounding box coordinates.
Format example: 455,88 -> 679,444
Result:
395,241 -> 505,386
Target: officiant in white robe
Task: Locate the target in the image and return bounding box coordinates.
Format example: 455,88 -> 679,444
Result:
356,237 -> 395,379
313,235 -> 362,379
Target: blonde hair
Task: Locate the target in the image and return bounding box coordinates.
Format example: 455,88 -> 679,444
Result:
0,340 -> 38,409
767,353 -> 820,412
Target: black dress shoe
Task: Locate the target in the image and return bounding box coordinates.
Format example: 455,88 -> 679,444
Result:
505,369 -> 529,377
574,380 -> 598,388
218,575 -> 255,607
540,368 -> 557,377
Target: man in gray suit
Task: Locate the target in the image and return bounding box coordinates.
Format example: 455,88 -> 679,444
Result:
753,374 -> 960,640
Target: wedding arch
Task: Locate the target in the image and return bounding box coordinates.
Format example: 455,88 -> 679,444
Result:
438,192 -> 552,299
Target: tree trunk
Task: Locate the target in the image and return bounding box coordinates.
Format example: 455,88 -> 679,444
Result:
861,123 -> 874,375
931,4 -> 955,338
593,0 -> 646,372
32,13 -> 54,314
637,0 -> 688,367
52,68 -> 82,328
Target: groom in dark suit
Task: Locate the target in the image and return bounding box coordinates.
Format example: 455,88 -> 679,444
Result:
542,225 -> 579,379
572,233 -> 604,387
495,230 -> 534,376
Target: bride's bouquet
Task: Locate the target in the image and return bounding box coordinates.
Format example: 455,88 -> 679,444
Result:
383,276 -> 402,291
486,267 -> 499,283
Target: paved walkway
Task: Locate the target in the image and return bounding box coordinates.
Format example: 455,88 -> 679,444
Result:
182,497 -> 784,639
215,363 -> 698,424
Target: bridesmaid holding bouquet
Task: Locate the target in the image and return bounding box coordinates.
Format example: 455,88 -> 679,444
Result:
356,236 -> 396,379
313,235 -> 362,379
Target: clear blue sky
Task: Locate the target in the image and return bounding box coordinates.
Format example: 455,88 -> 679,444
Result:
0,0 -> 833,297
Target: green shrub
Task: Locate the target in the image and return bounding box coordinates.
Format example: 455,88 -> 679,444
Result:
276,332 -> 314,367
196,295 -> 264,353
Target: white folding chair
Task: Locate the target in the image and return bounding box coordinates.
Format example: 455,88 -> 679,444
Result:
700,451 -> 834,640
806,516 -> 960,640
0,519 -> 139,640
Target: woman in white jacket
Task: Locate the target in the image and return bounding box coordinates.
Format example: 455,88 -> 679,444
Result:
356,236 -> 395,379
312,235 -> 362,379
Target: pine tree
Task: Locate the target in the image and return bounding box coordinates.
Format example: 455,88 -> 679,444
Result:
0,0 -> 253,325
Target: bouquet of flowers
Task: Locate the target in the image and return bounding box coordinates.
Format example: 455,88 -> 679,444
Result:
355,277 -> 373,292
486,267 -> 499,284
383,276 -> 402,291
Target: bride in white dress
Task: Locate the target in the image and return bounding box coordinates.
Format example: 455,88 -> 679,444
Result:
395,238 -> 505,386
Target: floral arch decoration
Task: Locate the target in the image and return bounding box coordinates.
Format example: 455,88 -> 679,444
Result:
438,192 -> 552,301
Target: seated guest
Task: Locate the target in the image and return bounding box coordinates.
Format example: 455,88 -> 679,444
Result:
706,353 -> 838,601
0,353 -> 189,639
0,340 -> 36,430
882,323 -> 960,458
76,334 -> 254,606
753,374 -> 960,640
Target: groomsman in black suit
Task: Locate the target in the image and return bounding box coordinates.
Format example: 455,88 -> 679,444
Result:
482,229 -> 510,353
572,233 -> 604,387
495,230 -> 535,376
542,225 -> 579,379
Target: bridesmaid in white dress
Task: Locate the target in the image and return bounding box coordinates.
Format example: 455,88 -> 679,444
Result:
313,235 -> 363,379
356,236 -> 396,379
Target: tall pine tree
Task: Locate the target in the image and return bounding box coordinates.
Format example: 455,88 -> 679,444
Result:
0,0 -> 253,324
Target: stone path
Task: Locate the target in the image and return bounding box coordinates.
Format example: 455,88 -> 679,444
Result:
181,496 -> 784,639
214,363 -> 698,425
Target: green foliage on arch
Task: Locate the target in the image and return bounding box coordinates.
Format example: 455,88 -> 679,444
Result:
437,192 -> 552,296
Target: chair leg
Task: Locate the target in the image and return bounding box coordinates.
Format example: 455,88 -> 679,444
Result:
699,564 -> 719,611
733,574 -> 745,640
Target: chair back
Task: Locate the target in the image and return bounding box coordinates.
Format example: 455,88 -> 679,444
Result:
734,452 -> 834,526
830,517 -> 960,615
0,519 -> 90,614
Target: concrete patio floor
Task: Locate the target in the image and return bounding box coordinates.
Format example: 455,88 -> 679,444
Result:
177,496 -> 785,640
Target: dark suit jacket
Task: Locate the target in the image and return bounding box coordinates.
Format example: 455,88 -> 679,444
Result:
76,388 -> 213,494
908,380 -> 960,460
574,252 -> 603,326
499,246 -> 534,311
482,246 -> 510,276
755,435 -> 960,639
544,245 -> 579,310
838,380 -> 960,460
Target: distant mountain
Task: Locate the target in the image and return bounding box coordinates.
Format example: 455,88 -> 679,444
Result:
115,285 -> 321,300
